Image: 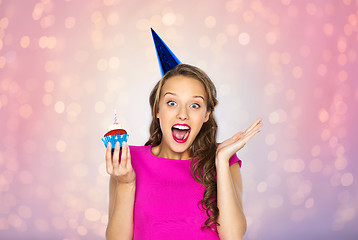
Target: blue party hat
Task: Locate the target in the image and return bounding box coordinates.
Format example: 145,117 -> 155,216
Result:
151,28 -> 181,76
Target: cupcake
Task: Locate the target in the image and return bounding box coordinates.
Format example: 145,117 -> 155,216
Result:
101,110 -> 129,149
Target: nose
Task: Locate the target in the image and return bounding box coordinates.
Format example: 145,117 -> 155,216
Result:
177,106 -> 189,120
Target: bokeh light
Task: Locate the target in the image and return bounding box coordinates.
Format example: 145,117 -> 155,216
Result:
0,0 -> 357,239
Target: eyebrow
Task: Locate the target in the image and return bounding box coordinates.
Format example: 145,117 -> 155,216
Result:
163,92 -> 205,101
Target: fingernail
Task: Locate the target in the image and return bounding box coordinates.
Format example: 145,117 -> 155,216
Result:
115,141 -> 119,147
123,141 -> 127,147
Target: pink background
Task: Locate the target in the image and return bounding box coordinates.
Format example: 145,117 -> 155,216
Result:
0,0 -> 357,239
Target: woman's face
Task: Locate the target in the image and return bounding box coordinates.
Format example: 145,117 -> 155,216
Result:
156,75 -> 211,159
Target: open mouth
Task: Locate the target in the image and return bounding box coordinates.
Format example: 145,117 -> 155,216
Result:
171,124 -> 191,143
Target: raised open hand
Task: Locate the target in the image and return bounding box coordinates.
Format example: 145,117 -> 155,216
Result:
105,141 -> 136,184
216,118 -> 263,163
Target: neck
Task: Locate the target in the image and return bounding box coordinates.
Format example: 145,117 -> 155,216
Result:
151,144 -> 191,160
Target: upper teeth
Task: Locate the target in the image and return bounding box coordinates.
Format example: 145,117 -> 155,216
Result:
173,125 -> 189,130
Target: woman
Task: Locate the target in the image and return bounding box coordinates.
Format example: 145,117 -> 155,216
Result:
105,64 -> 262,239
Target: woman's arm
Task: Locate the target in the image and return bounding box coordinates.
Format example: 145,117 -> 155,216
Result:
216,161 -> 246,240
105,142 -> 136,240
215,118 -> 262,240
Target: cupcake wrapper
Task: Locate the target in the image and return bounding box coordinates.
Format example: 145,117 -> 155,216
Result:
102,134 -> 129,149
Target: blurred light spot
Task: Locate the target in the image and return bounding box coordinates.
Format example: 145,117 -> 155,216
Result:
243,11 -> 255,23
73,164 -> 88,177
95,101 -> 106,113
335,157 -> 347,170
40,15 -> 55,29
32,3 -> 45,20
267,150 -> 278,162
284,158 -> 305,172
265,32 -> 277,45
91,11 -> 103,23
323,49 -> 332,61
348,14 -> 357,26
281,0 -> 291,5
311,145 -> 321,157
323,23 -> 334,36
136,18 -> 150,31
108,57 -> 120,69
300,45 -> 310,57
43,94 -> 53,106
85,208 -> 101,222
20,36 -> 30,48
65,17 -> 76,29
34,218 -> 49,232
18,205 -> 32,219
67,102 -> 82,122
97,58 -> 108,71
103,0 -> 120,6
107,13 -> 119,26
330,173 -> 341,187
52,216 -> 67,230
329,136 -> 338,148
265,134 -> 276,146
337,53 -> 347,66
77,226 -> 88,236
336,145 -> 345,156
45,60 -> 56,72
8,214 -> 23,229
305,198 -> 314,208
269,109 -> 287,124
238,32 -> 250,45
257,181 -> 267,193
91,30 -> 103,43
74,50 -> 90,63
306,2 -> 317,15
44,80 -> 54,92
264,82 -> 275,96
199,35 -> 211,48
216,33 -> 227,45
225,0 -> 239,12
317,64 -> 327,76
281,52 -> 291,64
292,66 -> 303,79
337,37 -> 347,53
0,17 -> 9,29
54,101 -> 65,114
321,129 -> 331,141
268,195 -> 283,208
163,12 -> 176,26
47,37 -> 57,49
0,56 -> 6,68
226,24 -> 238,36
56,140 -> 66,152
19,104 -> 33,119
285,89 -> 295,101
204,16 -> 216,28
318,109 -> 329,123
341,172 -> 353,186
19,170 -> 34,185
344,23 -> 353,36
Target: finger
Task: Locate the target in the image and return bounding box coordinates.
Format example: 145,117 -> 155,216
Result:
126,144 -> 132,169
120,142 -> 128,168
245,118 -> 262,134
112,141 -> 120,172
243,129 -> 261,143
106,142 -> 113,174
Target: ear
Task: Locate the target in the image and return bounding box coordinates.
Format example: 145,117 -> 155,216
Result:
204,110 -> 211,123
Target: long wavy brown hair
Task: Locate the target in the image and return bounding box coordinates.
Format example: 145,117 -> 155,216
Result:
145,64 -> 219,231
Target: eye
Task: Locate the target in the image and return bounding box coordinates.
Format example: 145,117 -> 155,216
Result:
167,100 -> 177,106
190,103 -> 200,109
